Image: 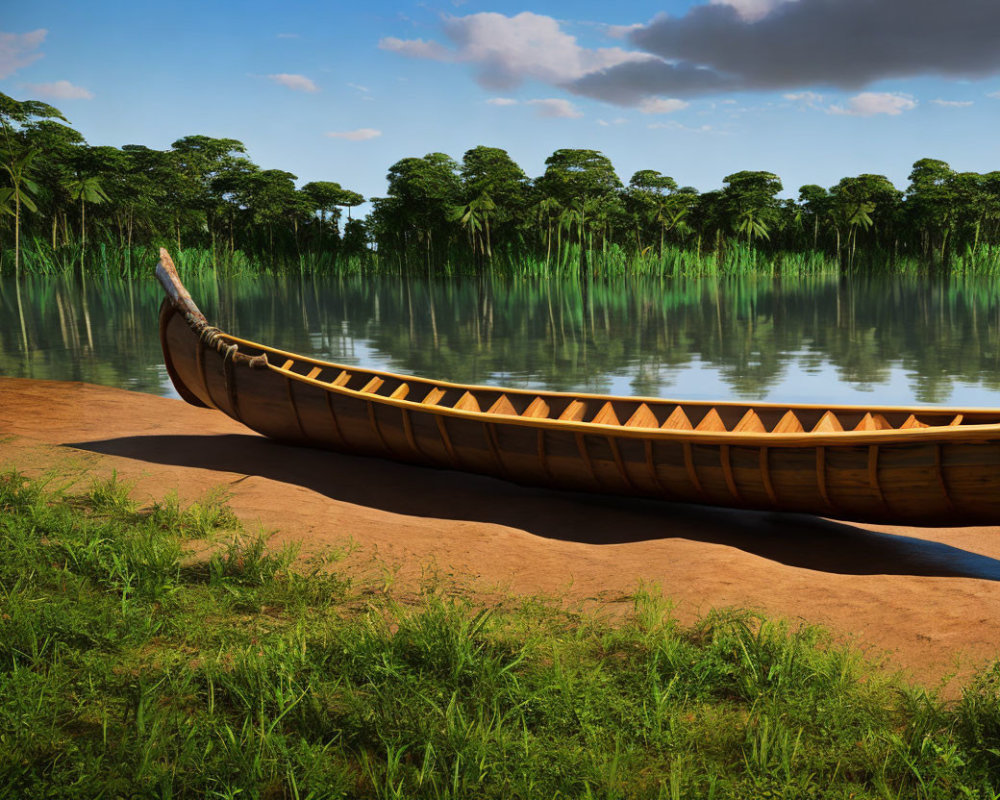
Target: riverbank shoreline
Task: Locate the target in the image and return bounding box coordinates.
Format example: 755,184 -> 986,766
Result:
3,376 -> 1000,694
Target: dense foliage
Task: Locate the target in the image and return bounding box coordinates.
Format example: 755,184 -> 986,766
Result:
3,91 -> 1000,276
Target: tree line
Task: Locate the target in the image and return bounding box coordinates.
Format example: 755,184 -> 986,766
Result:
2,91 -> 999,277
0,93 -> 365,277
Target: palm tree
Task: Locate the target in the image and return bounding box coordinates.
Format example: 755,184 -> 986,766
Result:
653,201 -> 690,258
531,196 -> 561,269
735,208 -> 771,245
63,171 -> 110,274
558,200 -> 585,271
0,146 -> 40,278
449,193 -> 495,272
843,202 -> 874,270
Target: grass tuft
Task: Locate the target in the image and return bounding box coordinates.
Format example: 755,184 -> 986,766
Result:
148,488 -> 240,539
85,469 -> 137,515
209,532 -> 298,586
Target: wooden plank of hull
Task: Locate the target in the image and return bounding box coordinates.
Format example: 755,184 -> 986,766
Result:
759,448 -> 778,506
719,445 -> 741,502
405,406 -> 452,466
727,445 -> 776,508
157,275 -> 1000,526
815,447 -> 833,510
934,444 -> 954,513
488,421 -> 554,486
360,401 -> 412,462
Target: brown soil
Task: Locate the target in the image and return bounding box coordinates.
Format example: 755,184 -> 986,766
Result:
2,376 -> 999,694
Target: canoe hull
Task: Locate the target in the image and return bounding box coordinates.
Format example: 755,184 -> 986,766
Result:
160,300 -> 1000,526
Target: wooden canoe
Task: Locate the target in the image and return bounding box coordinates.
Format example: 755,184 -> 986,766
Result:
157,249 -> 1000,526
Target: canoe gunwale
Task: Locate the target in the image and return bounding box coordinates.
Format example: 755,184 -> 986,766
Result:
262,360 -> 1000,447
218,332 -> 1000,416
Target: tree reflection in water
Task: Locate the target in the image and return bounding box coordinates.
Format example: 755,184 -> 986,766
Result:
3,272 -> 1000,406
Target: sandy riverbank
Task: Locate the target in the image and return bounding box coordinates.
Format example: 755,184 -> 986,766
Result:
3,376 -> 999,692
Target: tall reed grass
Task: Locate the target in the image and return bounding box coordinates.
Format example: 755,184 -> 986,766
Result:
6,240 -> 1000,279
0,240 -> 374,279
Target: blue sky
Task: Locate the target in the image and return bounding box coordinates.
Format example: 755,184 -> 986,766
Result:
3,0 -> 999,207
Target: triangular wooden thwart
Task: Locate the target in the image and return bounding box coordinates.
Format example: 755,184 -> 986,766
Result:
421,387 -> 446,405
694,408 -> 727,432
625,403 -> 659,429
772,410 -> 804,433
900,414 -> 929,429
733,409 -> 766,433
661,406 -> 693,430
854,412 -> 892,431
558,400 -> 588,421
590,402 -> 621,426
454,391 -> 481,412
487,394 -> 518,416
522,397 -> 551,418
811,411 -> 843,433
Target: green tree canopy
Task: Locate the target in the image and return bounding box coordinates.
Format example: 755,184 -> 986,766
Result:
537,149 -> 622,206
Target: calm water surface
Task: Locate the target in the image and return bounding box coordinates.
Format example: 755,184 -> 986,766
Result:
3,272 -> 1000,407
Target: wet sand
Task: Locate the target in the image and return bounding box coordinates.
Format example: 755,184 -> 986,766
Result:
3,376 -> 999,692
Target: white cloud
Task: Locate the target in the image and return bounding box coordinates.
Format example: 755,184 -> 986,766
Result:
638,97 -> 689,114
784,91 -> 824,109
605,23 -> 643,39
931,98 -> 973,107
325,128 -> 382,141
347,82 -> 370,93
986,90 -> 1000,99
382,12 -> 652,90
268,73 -> 318,92
710,0 -> 799,22
0,29 -> 46,79
379,37 -> 451,60
648,120 -> 716,133
596,117 -> 628,126
23,80 -> 93,100
276,33 -> 300,39
486,97 -> 518,105
828,92 -> 916,116
784,91 -> 823,102
527,98 -> 583,118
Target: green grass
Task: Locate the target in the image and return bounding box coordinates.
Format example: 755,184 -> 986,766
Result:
3,468 -> 1000,798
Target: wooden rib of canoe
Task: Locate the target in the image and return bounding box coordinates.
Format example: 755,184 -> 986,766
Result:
157,248 -> 1000,526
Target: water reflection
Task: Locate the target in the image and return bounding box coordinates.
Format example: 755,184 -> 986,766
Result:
3,272 -> 1000,406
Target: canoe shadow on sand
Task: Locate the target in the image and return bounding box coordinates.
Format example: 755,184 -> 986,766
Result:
69,432 -> 1000,582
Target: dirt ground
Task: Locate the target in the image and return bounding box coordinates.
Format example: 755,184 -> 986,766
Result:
3,376 -> 1000,694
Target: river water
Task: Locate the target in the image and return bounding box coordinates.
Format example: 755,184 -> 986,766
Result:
3,272 -> 1000,408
